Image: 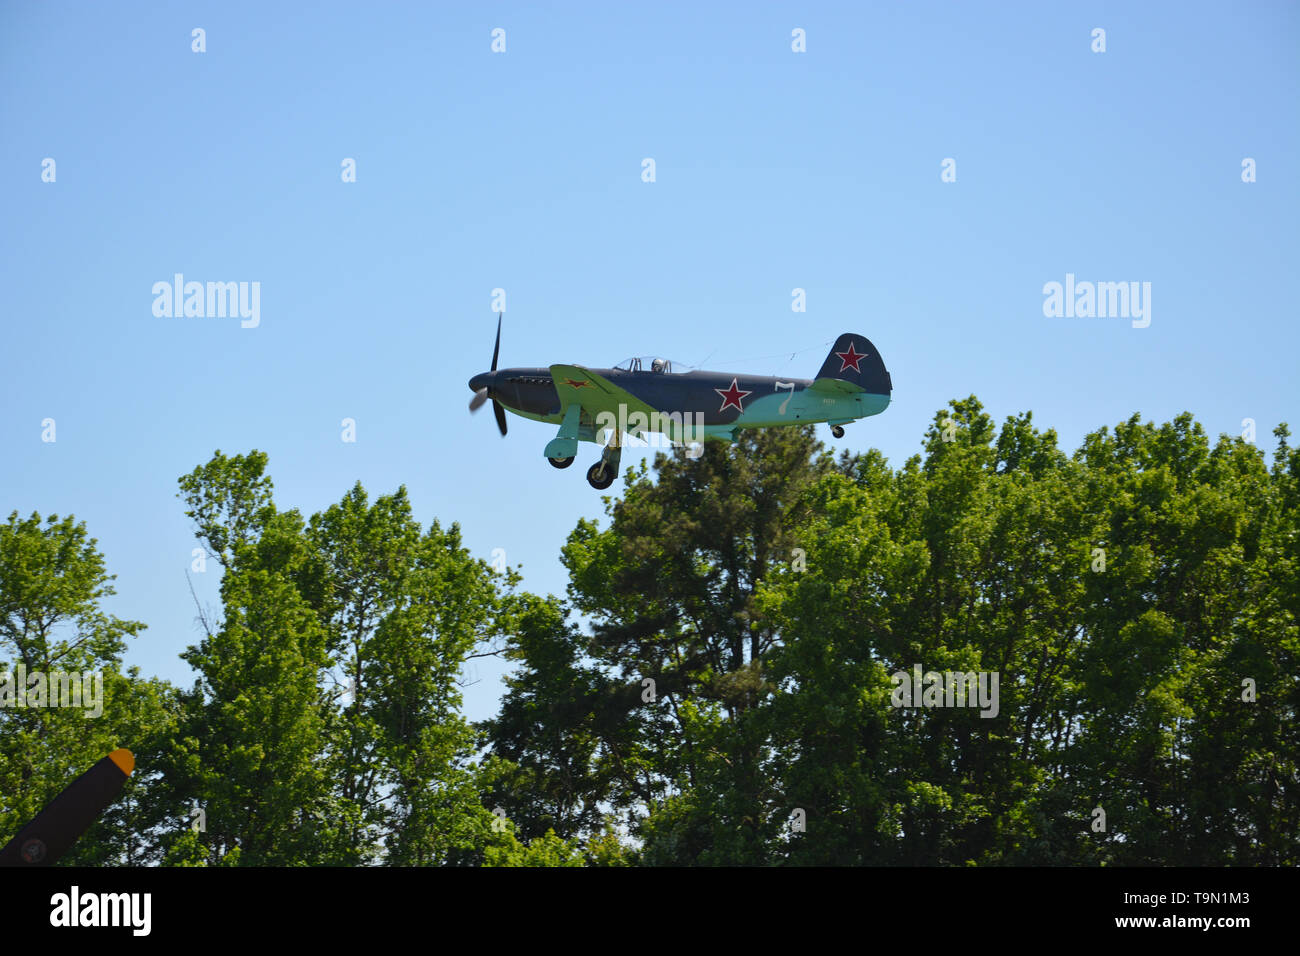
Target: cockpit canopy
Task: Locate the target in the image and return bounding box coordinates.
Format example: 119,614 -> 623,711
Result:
614,356 -> 682,373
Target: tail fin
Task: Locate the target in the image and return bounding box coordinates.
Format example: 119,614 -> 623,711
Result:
812,333 -> 892,394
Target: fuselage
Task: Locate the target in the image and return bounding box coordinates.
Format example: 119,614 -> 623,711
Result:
468,366 -> 890,440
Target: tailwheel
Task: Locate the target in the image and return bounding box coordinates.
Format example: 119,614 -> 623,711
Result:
549,456 -> 575,469
586,462 -> 615,490
831,425 -> 845,439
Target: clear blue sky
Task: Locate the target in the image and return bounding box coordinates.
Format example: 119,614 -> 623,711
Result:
2,2 -> 1296,721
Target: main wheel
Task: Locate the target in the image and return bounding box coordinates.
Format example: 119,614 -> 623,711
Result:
831,425 -> 845,439
586,462 -> 615,490
549,456 -> 575,469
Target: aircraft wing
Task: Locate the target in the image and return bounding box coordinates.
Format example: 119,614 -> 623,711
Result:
548,365 -> 661,422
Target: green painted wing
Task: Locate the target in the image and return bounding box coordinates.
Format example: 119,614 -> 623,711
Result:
548,365 -> 660,421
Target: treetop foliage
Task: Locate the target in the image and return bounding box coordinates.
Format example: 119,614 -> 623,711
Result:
3,400 -> 1294,865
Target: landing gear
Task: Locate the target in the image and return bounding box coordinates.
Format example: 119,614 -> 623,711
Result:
549,456 -> 575,469
586,462 -> 615,490
586,433 -> 623,490
831,425 -> 845,439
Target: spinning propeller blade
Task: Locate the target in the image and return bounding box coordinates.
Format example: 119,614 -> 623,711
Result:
490,313 -> 501,372
469,314 -> 508,436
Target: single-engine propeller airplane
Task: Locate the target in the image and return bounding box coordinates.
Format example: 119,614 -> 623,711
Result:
468,318 -> 893,490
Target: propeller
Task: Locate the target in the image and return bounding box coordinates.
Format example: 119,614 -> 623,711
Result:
0,749 -> 134,866
493,397 -> 508,436
490,311 -> 501,371
468,314 -> 508,436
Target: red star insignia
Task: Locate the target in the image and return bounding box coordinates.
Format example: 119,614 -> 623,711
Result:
835,341 -> 867,373
562,378 -> 590,389
714,377 -> 752,413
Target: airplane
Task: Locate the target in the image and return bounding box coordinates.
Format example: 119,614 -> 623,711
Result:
468,318 -> 893,490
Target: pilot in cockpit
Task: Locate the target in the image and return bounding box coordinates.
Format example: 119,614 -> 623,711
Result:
651,358 -> 667,373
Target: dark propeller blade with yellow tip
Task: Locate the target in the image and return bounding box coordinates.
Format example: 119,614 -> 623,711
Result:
0,749 -> 134,866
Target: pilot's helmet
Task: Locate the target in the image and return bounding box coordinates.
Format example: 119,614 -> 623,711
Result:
651,358 -> 666,373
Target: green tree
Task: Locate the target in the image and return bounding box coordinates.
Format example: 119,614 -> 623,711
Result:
162,455 -> 334,864
165,451 -> 526,865
0,510 -> 177,865
495,401 -> 1297,866
493,427 -> 832,863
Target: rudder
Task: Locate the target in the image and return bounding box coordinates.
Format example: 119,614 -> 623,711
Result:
813,333 -> 892,395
